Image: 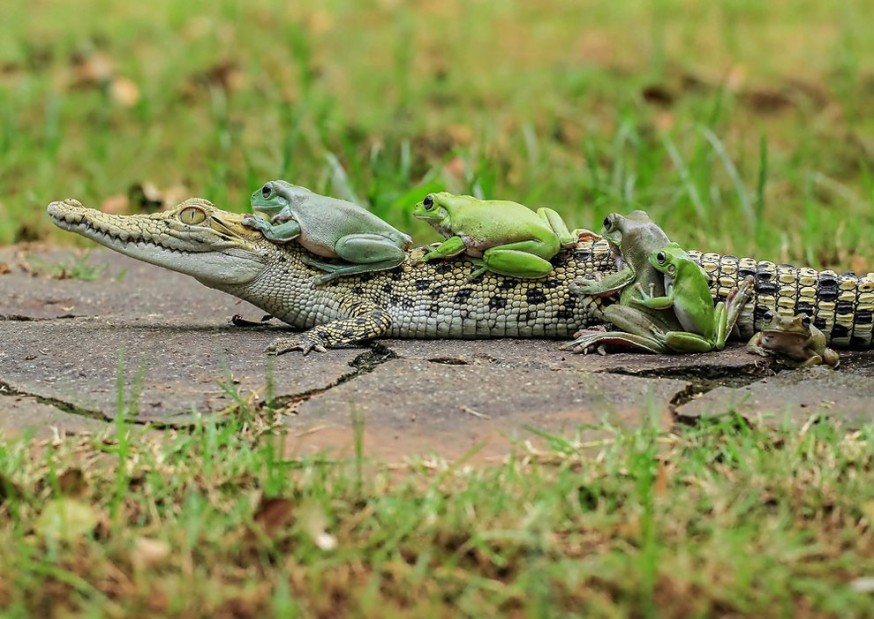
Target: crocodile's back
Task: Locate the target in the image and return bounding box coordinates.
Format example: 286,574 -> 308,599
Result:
383,243 -> 616,339
693,251 -> 874,348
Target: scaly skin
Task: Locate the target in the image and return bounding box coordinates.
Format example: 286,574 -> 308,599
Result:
46,198 -> 874,354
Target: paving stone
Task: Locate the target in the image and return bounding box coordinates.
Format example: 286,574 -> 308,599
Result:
0,318 -> 363,422
0,394 -> 110,438
285,358 -> 690,461
382,339 -> 765,375
676,366 -> 874,428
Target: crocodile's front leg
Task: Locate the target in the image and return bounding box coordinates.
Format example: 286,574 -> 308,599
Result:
265,296 -> 392,355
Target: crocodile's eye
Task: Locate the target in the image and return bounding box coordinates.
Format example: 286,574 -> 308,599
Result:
656,251 -> 666,264
179,206 -> 206,225
423,195 -> 434,210
763,310 -> 774,322
261,184 -> 273,199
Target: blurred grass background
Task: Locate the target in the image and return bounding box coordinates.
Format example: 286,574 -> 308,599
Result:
1,0 -> 872,269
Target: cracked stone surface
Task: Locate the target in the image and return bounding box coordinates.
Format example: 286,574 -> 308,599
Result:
0,394 -> 111,438
676,366 -> 874,428
3,248 -> 874,457
286,358 -> 689,460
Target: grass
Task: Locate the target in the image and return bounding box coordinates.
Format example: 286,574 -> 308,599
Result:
3,399 -> 874,616
1,0 -> 873,270
3,0 -> 874,614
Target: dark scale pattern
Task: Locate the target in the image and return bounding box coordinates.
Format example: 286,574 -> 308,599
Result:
488,296 -> 508,310
816,273 -> 840,301
526,289 -> 547,305
454,289 -> 474,304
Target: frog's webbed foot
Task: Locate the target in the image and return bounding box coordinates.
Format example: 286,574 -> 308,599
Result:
560,331 -> 669,355
242,215 -> 270,232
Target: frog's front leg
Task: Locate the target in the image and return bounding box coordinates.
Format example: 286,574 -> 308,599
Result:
306,234 -> 407,284
242,215 -> 302,243
478,240 -> 556,279
570,267 -> 635,297
415,236 -> 467,264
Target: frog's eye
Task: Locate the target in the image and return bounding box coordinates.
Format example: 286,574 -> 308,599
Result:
603,216 -> 613,231
423,195 -> 434,210
261,184 -> 273,199
763,310 -> 774,322
656,251 -> 666,265
179,206 -> 206,225
801,315 -> 811,327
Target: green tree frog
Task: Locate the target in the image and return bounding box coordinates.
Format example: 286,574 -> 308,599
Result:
243,180 -> 412,284
411,192 -> 578,279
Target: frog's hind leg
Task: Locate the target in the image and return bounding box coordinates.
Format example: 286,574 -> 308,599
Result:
480,240 -> 557,279
307,258 -> 407,285
536,208 -> 577,247
307,234 -> 407,284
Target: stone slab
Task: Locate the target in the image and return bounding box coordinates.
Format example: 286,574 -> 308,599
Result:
0,318 -> 364,422
381,338 -> 766,376
676,366 -> 874,428
0,394 -> 110,439
285,358 -> 690,461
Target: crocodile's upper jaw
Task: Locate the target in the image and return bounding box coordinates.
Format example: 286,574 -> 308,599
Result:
47,198 -> 271,286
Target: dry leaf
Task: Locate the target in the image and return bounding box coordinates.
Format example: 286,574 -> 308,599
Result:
132,537 -> 172,570
851,254 -> 870,276
443,156 -> 466,179
36,498 -> 100,543
128,183 -> 190,212
725,64 -> 746,92
0,263 -> 11,275
73,51 -> 116,87
57,468 -> 87,497
653,462 -> 669,497
110,76 -> 140,107
101,193 -> 130,214
253,496 -> 294,536
447,124 -> 472,146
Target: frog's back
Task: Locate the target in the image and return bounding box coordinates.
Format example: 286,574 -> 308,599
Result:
291,194 -> 410,244
445,197 -> 552,244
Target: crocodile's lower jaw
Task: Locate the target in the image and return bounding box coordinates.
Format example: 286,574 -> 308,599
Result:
49,207 -> 265,286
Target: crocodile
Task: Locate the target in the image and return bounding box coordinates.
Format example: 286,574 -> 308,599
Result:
46,197 -> 874,354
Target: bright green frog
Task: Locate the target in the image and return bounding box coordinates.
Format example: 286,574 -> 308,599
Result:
746,311 -> 839,368
633,242 -> 752,352
243,180 -> 412,284
411,192 -> 579,279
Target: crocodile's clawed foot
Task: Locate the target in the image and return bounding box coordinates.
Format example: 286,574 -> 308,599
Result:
265,335 -> 328,356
